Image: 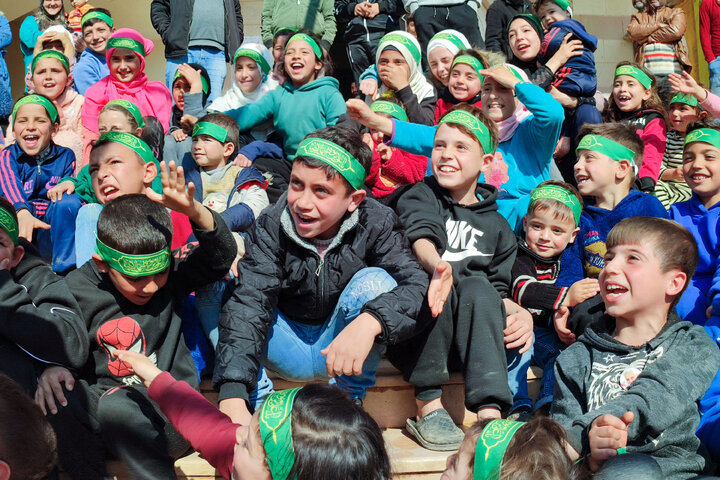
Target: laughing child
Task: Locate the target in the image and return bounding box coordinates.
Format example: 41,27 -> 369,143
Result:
433,49 -> 486,124
551,216 -> 720,479
74,8 -> 114,95
213,125 -> 429,426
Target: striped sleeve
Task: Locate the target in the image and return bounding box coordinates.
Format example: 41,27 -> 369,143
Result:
0,149 -> 29,210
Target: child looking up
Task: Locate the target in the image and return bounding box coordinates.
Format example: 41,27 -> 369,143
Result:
363,98 -> 427,204
551,216 -> 720,479
111,350 -> 391,480
0,94 -> 81,273
605,62 -> 668,192
510,181 -> 598,416
433,49 -> 486,123
223,31 -> 346,202
347,64 -> 565,231
35,182 -> 237,479
81,28 -> 172,167
213,126 -> 429,426
74,8 -> 114,95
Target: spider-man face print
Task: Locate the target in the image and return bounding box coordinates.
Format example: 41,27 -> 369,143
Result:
97,317 -> 145,377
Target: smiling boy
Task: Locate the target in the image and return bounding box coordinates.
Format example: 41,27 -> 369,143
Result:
551,216 -> 720,479
74,8 -> 114,95
214,126 -> 429,426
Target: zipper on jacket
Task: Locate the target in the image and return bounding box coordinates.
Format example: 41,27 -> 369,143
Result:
315,255 -> 327,317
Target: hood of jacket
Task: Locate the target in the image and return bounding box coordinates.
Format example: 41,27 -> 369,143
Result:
580,310 -> 688,354
282,76 -> 340,93
425,175 -> 500,215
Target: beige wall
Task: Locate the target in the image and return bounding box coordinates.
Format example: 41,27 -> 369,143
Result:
5,0 -> 642,101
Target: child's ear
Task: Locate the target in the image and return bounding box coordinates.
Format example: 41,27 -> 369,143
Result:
144,162 -> 158,185
0,460 -> 11,480
665,269 -> 687,298
642,87 -> 653,102
480,152 -> 495,171
9,244 -> 25,269
66,73 -> 74,88
699,111 -> 709,120
50,122 -> 60,137
224,141 -> 236,159
347,188 -> 367,213
522,215 -> 528,233
92,254 -> 109,273
615,159 -> 633,181
134,127 -> 143,137
570,226 -> 580,243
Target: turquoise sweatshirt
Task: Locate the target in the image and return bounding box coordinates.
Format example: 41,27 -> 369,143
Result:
225,76 -> 346,161
389,82 -> 564,231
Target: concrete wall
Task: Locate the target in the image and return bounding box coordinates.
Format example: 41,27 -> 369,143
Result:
1,0 -> 696,102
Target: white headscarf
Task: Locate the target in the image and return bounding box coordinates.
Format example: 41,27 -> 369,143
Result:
427,29 -> 471,57
208,42 -> 278,113
376,31 -> 435,103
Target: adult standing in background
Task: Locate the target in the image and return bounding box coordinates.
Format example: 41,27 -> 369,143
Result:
150,0 -> 244,102
402,0 -> 484,68
20,0 -> 68,73
485,0 -> 530,62
700,0 -> 720,95
0,12 -> 11,133
261,0 -> 336,49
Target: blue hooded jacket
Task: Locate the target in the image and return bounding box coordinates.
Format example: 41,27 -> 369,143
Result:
538,19 -> 598,97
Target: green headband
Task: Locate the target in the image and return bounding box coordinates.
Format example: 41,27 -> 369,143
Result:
684,128 -> 720,148
473,420 -> 525,480
12,95 -> 58,125
173,69 -> 210,95
670,92 -> 699,107
32,50 -> 70,73
0,208 -> 19,247
553,0 -> 572,12
259,388 -> 301,480
192,122 -> 229,143
105,99 -> 146,128
380,33 -> 422,65
81,11 -> 114,29
429,32 -> 468,52
233,48 -> 271,75
614,65 -> 652,90
107,37 -> 145,57
370,100 -> 408,122
438,110 -> 495,154
452,55 -> 485,83
296,138 -> 367,190
530,184 -> 582,225
97,131 -> 156,165
287,33 -> 322,59
576,134 -> 636,164
96,238 -> 170,277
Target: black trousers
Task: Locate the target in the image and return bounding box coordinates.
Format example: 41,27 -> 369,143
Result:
413,4 -> 484,69
347,33 -> 384,86
387,275 -> 512,412
48,380 -> 189,480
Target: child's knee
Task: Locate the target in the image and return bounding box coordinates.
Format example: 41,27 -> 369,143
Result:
53,194 -> 83,215
342,267 -> 397,304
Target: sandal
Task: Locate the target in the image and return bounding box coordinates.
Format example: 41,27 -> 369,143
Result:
405,408 -> 464,451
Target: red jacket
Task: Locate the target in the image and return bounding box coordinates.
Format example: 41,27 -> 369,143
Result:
700,0 -> 720,63
148,372 -> 237,480
366,141 -> 427,198
433,91 -> 482,124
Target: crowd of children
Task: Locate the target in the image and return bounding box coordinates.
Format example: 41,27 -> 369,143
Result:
2,0 -> 720,479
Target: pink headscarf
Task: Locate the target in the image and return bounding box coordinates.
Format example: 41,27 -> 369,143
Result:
494,64 -> 531,143
81,28 -> 171,136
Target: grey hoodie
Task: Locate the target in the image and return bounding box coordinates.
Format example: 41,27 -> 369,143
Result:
551,312 -> 720,479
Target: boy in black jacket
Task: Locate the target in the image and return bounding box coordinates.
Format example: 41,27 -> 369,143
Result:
392,104 -> 533,451
213,126 -> 429,426
35,163 -> 237,480
551,217 -> 720,479
0,197 -> 87,394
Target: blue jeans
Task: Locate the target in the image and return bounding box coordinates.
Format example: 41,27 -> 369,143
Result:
34,195 -> 83,272
512,326 -> 563,411
165,47 -> 227,103
74,203 -> 103,268
248,267 -> 397,409
196,278 -> 231,348
508,340 -> 534,412
710,59 -> 720,96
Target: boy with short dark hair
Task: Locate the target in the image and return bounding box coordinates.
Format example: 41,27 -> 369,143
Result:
35,168 -> 237,479
551,216 -> 720,479
391,104 -> 533,450
0,373 -> 57,480
214,125 -> 429,426
74,8 -> 114,95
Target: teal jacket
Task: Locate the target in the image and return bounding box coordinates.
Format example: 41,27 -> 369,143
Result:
225,76 -> 346,161
388,82 -> 563,231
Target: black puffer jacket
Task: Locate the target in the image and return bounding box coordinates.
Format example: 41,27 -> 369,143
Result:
150,0 -> 244,61
485,0 -> 531,60
214,195 -> 429,401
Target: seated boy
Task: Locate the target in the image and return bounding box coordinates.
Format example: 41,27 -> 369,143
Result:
34,170 -> 237,479
74,8 -> 114,95
0,373 -> 57,480
551,216 -> 720,479
554,123 -> 668,338
0,94 -> 81,273
213,125 -> 430,426
510,181 -> 599,415
181,113 -> 269,347
0,197 -> 86,394
391,105 -> 533,450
